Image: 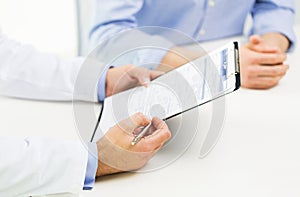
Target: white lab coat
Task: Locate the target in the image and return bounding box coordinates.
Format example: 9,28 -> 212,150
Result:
0,33 -> 85,101
0,33 -> 93,196
0,138 -> 88,196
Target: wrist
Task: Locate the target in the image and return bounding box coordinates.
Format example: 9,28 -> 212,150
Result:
261,32 -> 290,52
105,69 -> 113,97
96,160 -> 121,177
96,138 -> 123,177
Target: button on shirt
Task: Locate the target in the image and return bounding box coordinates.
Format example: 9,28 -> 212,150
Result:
90,0 -> 296,51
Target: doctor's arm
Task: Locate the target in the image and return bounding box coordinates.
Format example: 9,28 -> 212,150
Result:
0,114 -> 171,196
0,138 -> 89,196
0,33 -> 85,101
0,33 -> 163,102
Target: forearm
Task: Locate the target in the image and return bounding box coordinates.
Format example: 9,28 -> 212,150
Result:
261,32 -> 290,52
158,47 -> 203,72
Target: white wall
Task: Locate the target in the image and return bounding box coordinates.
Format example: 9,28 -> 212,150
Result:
0,0 -> 78,58
77,0 -> 94,56
296,0 -> 300,24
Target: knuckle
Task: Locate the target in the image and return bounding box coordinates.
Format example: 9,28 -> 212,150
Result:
133,112 -> 148,124
252,55 -> 261,63
142,143 -> 152,152
285,64 -> 290,70
270,54 -> 278,62
272,68 -> 280,76
247,67 -> 256,76
281,53 -> 287,61
126,64 -> 136,73
244,73 -> 252,82
165,130 -> 172,140
127,64 -> 135,68
268,78 -> 278,86
134,112 -> 144,118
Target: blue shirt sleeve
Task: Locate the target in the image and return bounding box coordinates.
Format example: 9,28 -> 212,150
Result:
89,0 -> 144,48
89,0 -> 170,68
97,65 -> 111,101
251,0 -> 296,52
83,143 -> 98,190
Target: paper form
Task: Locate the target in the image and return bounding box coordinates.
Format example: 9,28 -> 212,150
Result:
92,42 -> 237,142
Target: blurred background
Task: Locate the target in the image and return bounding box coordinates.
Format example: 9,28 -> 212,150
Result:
0,0 -> 299,58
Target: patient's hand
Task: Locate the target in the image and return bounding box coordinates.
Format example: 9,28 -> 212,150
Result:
240,34 -> 289,89
106,65 -> 164,96
96,113 -> 171,176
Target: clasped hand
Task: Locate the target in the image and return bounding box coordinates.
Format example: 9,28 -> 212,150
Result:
240,34 -> 289,89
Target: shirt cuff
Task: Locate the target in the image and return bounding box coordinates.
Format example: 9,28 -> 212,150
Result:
251,8 -> 296,52
83,143 -> 98,190
97,65 -> 111,101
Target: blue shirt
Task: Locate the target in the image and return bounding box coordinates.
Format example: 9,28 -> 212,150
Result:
90,0 -> 296,51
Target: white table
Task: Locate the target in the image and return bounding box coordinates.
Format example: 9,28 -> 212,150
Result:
1,27 -> 300,197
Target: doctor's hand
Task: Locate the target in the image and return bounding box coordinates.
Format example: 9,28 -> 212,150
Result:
240,34 -> 289,89
95,113 -> 171,176
106,65 -> 164,97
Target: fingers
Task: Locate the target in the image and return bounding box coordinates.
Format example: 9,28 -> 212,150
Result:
144,122 -> 171,148
137,74 -> 151,87
248,64 -> 289,77
248,35 -> 280,53
127,66 -> 164,87
136,69 -> 164,87
118,112 -> 150,134
150,70 -> 165,80
252,52 -> 286,65
144,117 -> 166,136
151,117 -> 166,129
132,117 -> 171,151
242,64 -> 289,89
133,117 -> 166,137
139,120 -> 171,151
127,66 -> 151,87
244,76 -> 282,89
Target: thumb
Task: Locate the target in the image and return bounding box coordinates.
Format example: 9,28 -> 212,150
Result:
127,66 -> 151,87
248,34 -> 280,53
138,70 -> 165,87
249,34 -> 263,45
150,70 -> 165,80
117,112 -> 150,133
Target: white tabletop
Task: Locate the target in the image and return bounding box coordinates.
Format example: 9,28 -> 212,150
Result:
1,27 -> 300,197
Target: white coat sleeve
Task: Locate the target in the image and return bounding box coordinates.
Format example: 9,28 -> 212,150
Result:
0,33 -> 91,101
0,137 -> 89,196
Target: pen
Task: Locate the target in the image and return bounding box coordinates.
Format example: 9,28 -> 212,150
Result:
131,122 -> 152,146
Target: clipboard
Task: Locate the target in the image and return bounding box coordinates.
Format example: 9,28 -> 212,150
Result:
91,41 -> 240,142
